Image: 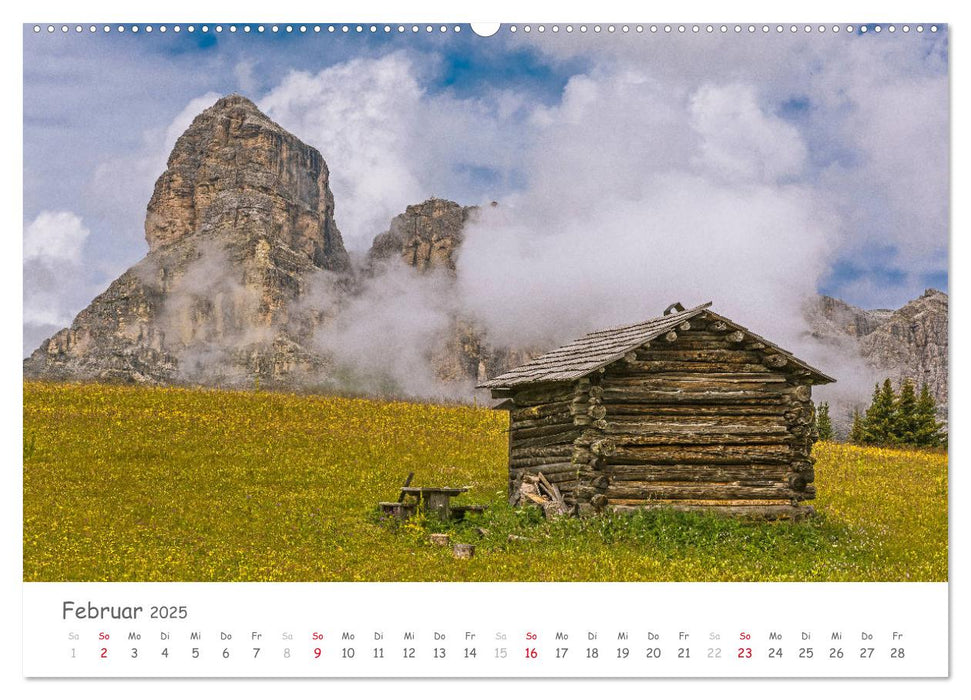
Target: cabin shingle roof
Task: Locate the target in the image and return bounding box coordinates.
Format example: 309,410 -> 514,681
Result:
477,302 -> 835,390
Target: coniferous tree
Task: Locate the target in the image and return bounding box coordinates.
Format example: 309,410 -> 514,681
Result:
816,401 -> 833,441
860,379 -> 898,445
895,379 -> 919,445
849,408 -> 865,444
851,378 -> 946,448
913,383 -> 946,448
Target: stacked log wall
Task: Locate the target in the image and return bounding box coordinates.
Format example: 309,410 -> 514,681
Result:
573,313 -> 817,518
506,380 -> 590,506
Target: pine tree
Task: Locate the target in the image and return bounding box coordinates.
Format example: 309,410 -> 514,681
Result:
895,379 -> 919,445
849,408 -> 864,444
816,401 -> 833,441
860,380 -> 898,445
852,378 -> 946,448
913,383 -> 946,448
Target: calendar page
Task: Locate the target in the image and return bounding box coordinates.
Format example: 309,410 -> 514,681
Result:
21,15 -> 950,683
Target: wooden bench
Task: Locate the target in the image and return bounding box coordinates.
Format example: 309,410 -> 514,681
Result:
378,501 -> 418,520
377,474 -> 485,522
399,486 -> 469,520
377,472 -> 417,521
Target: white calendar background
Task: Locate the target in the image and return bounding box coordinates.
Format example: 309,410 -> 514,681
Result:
6,0 -> 966,694
23,582 -> 947,677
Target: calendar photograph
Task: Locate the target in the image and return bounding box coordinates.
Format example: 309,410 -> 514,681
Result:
23,23 -> 948,587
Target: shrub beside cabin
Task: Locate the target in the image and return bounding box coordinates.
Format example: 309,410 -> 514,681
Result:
478,302 -> 835,519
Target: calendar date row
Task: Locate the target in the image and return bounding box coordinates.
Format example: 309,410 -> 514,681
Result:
73,643 -> 908,662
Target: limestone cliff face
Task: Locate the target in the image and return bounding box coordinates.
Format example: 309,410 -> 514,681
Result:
858,290 -> 948,406
23,262 -> 179,383
367,198 -> 477,274
365,198 -> 529,386
145,94 -> 349,273
806,296 -> 894,339
805,289 -> 948,407
24,95 -> 351,385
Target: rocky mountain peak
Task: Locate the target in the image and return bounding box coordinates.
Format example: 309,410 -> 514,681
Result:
807,295 -> 893,339
858,288 -> 948,402
208,93 -> 261,113
144,94 -> 350,273
25,94 -> 353,385
367,197 -> 478,274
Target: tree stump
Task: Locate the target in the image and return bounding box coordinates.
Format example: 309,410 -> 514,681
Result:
452,543 -> 475,559
429,533 -> 450,547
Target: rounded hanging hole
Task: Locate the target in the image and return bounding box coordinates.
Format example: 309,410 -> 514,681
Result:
470,23 -> 501,37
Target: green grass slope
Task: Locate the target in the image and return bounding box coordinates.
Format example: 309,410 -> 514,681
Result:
23,381 -> 947,582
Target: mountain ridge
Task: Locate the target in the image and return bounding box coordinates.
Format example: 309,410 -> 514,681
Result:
24,94 -> 949,410
805,289 -> 948,408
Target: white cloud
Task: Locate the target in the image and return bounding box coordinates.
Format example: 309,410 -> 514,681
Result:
513,31 -> 949,295
259,54 -> 430,248
23,211 -> 90,263
690,83 -> 807,182
445,65 -> 853,391
259,52 -> 529,249
458,165 -> 838,353
313,264 -> 470,399
23,211 -> 94,350
812,43 -> 949,268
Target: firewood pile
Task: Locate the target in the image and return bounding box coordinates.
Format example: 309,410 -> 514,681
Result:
510,472 -> 570,518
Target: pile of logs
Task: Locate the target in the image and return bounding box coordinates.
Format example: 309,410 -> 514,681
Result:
510,472 -> 570,518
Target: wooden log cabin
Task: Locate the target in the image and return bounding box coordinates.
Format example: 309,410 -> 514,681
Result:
477,302 -> 835,519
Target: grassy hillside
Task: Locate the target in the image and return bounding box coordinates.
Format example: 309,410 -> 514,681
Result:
23,381 -> 947,582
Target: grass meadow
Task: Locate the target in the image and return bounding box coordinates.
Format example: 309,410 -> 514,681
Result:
23,381 -> 947,582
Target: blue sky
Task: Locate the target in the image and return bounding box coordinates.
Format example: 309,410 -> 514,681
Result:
23,24 -> 949,354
